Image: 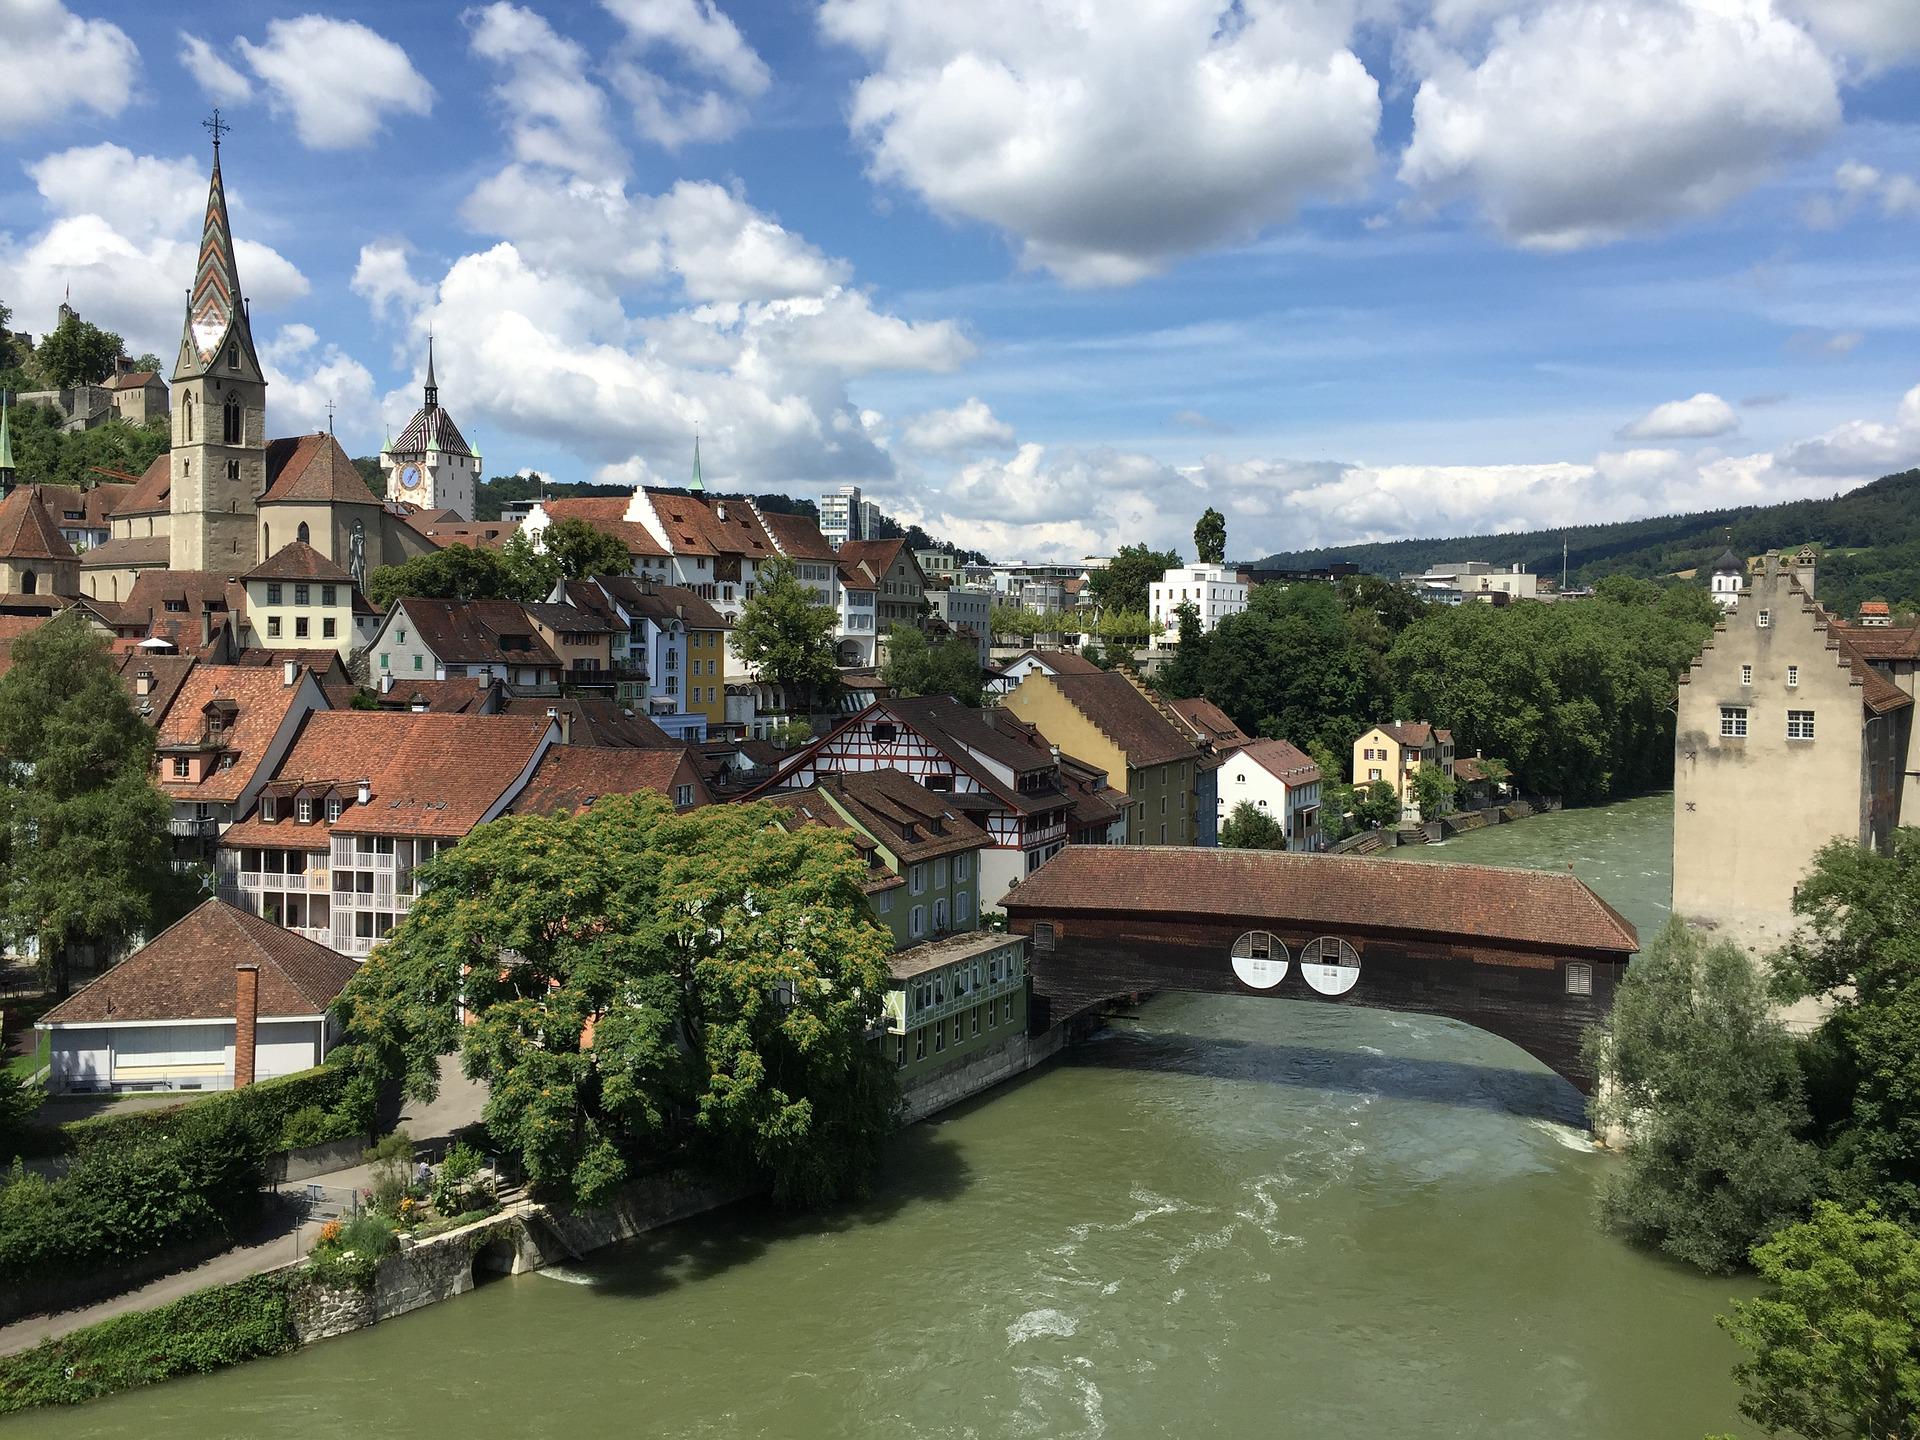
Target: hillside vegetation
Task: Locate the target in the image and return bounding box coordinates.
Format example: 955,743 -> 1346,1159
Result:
1257,469 -> 1920,616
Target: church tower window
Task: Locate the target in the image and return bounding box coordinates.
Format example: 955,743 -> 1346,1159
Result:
223,399 -> 241,444
21,571 -> 36,595
297,522 -> 310,544
227,461 -> 239,481
183,394 -> 194,441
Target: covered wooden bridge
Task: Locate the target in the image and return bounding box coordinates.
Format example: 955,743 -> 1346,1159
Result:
1001,846 -> 1639,1091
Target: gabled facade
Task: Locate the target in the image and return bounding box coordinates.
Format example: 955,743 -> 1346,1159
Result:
1674,552 -> 1914,953
215,710 -> 558,956
366,598 -> 563,695
240,541 -> 376,658
1353,720 -> 1456,821
550,575 -> 729,735
1217,739 -> 1323,852
154,661 -> 330,854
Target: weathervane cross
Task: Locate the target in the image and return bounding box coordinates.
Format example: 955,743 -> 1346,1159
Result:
202,108 -> 231,153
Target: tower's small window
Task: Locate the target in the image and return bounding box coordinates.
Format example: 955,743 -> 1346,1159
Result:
1757,610 -> 1771,629
226,461 -> 239,481
297,522 -> 310,544
223,399 -> 241,444
20,571 -> 35,595
1787,665 -> 1799,688
228,343 -> 238,368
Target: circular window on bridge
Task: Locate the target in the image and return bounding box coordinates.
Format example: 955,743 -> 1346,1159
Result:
1229,930 -> 1288,990
1299,937 -> 1361,996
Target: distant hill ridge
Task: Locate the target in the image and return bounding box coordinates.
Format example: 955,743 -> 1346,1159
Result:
1254,468 -> 1920,614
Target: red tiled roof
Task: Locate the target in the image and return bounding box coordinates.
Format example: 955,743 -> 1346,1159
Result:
103,571 -> 248,650
107,370 -> 160,389
106,454 -> 172,517
1005,648 -> 1104,677
395,513 -> 520,551
581,575 -> 728,631
1169,696 -> 1251,747
32,481 -> 128,531
833,538 -> 909,580
812,769 -> 988,864
155,663 -> 320,803
1831,630 -> 1914,716
643,488 -> 776,560
508,745 -> 708,815
0,615 -> 48,679
0,488 -> 76,562
499,696 -> 673,746
1830,621 -> 1920,663
1231,737 -> 1320,785
1373,721 -> 1452,749
244,540 -> 356,583
118,651 -> 199,725
1003,847 -> 1639,956
42,899 -> 360,1025
759,509 -> 838,562
79,534 -> 171,571
370,676 -> 501,713
540,498 -> 668,560
220,710 -> 551,846
1860,600 -> 1891,617
260,434 -> 380,506
1024,671 -> 1198,770
395,598 -> 561,668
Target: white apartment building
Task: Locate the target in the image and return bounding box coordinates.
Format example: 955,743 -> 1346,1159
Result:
930,585 -> 994,667
1149,563 -> 1249,650
1216,739 -> 1323,852
820,485 -> 881,549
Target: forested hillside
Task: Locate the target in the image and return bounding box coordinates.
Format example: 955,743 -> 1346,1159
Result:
1257,469 -> 1920,615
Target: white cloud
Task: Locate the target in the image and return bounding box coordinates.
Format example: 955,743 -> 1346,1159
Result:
258,323 -> 379,446
238,16 -> 432,150
1400,0 -> 1840,250
0,143 -> 308,354
902,397 -> 1014,453
1805,160 -> 1920,228
0,0 -> 138,137
1779,0 -> 1920,68
818,0 -> 1381,284
603,0 -> 769,149
1618,392 -> 1739,440
349,242 -> 437,324
932,444 -> 1203,558
178,32 -> 251,104
1775,381 -> 1920,475
463,4 -> 625,182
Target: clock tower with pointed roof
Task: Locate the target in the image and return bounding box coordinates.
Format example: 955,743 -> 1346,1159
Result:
169,114 -> 267,572
380,337 -> 480,519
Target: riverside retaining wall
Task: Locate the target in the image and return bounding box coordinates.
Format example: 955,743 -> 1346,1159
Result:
899,1028 -> 1066,1123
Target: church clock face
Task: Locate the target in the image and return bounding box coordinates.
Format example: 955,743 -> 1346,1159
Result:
399,464 -> 422,490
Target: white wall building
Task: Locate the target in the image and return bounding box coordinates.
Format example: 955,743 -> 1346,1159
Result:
1216,739 -> 1323,852
1149,563 -> 1249,650
1402,561 -> 1539,603
931,585 -> 994,667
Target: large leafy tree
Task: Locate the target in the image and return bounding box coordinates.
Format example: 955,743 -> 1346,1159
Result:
1718,1202 -> 1920,1440
1411,760 -> 1455,819
1585,920 -> 1821,1274
1163,581 -> 1388,758
732,557 -> 840,715
1089,543 -> 1180,615
542,517 -> 633,582
1193,508 -> 1227,566
0,616 -> 187,993
365,543 -> 527,611
1773,830 -> 1920,1219
882,623 -> 983,706
5,401 -> 167,488
330,795 -> 898,1208
1220,801 -> 1286,851
32,314 -> 121,388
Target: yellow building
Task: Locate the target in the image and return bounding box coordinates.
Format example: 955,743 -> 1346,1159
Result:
1001,670 -> 1201,846
238,541 -> 375,659
1353,721 -> 1455,821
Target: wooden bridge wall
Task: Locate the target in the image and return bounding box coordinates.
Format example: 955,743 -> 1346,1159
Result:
1007,911 -> 1626,1092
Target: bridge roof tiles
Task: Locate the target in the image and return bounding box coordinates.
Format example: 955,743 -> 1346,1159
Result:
1004,846 -> 1638,956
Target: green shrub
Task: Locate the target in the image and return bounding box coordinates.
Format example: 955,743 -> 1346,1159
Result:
364,1128 -> 414,1166
306,1214 -> 396,1291
0,1271 -> 296,1412
431,1140 -> 489,1215
56,1065 -> 363,1158
279,1104 -> 354,1150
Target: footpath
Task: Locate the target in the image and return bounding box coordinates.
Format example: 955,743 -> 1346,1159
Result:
0,1061 -> 486,1360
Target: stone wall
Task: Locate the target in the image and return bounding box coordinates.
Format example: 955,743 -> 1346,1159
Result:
266,1138 -> 367,1185
291,1214 -> 519,1344
508,1170 -> 759,1274
899,1027 -> 1064,1123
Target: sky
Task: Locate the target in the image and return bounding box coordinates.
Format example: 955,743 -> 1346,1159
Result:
1,0 -> 1917,564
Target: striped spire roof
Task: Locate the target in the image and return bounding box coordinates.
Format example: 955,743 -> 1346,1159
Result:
175,146 -> 252,379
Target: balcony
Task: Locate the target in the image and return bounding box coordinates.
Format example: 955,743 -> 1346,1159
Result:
168,817 -> 218,839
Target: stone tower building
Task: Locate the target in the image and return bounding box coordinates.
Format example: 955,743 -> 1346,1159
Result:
168,133 -> 265,572
381,338 -> 480,519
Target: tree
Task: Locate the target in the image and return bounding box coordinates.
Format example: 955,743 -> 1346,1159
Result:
1585,920 -> 1821,1274
1306,739 -> 1357,842
1353,779 -> 1401,830
1411,760 -> 1455,819
1091,609 -> 1163,650
731,557 -> 840,716
5,402 -> 167,489
329,795 -> 898,1208
1194,508 -> 1226,566
1088,543 -> 1180,615
1772,830 -> 1920,1219
32,314 -> 122,388
0,616 -> 187,993
882,624 -> 983,706
988,604 -> 1056,643
1718,1202 -> 1920,1440
1220,801 -> 1287,851
365,543 -> 526,611
542,517 -> 633,582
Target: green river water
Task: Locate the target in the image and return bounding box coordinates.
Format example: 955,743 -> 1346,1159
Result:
35,792 -> 1754,1439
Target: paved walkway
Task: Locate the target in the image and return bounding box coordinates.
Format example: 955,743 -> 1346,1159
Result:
0,1059 -> 490,1359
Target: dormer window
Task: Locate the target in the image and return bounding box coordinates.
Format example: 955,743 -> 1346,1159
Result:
326,797 -> 343,822
297,797 -> 314,824
261,796 -> 277,822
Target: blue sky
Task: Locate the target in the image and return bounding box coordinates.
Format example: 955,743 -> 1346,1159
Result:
1,0 -> 1917,561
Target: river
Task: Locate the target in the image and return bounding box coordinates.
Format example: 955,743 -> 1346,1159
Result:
38,793 -> 1752,1439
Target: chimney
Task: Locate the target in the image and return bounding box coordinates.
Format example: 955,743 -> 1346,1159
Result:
547,705 -> 571,744
136,669 -> 153,697
282,658 -> 298,687
200,607 -> 212,650
380,673 -> 394,694
716,501 -> 728,522
233,964 -> 259,1089
357,779 -> 371,806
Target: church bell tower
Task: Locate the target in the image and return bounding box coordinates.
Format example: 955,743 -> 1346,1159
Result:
170,111 -> 266,573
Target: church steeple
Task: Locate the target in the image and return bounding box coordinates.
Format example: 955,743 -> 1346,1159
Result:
423,334 -> 438,410
175,110 -> 255,384
689,431 -> 705,494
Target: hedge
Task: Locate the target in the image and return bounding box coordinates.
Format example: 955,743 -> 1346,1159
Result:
60,1064 -> 362,1154
0,1271 -> 298,1412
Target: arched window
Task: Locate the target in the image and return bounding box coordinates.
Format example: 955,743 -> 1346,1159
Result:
183,394 -> 194,441
262,525 -> 270,553
223,398 -> 241,445
296,522 -> 310,545
20,570 -> 36,594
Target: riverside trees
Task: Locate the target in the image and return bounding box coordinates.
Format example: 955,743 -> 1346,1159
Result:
330,794 -> 897,1209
